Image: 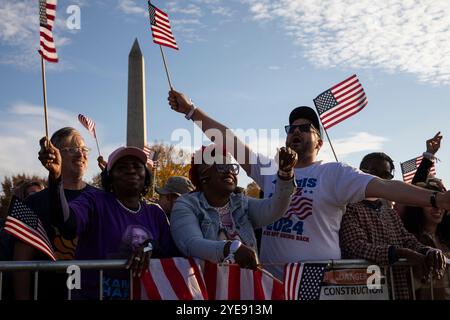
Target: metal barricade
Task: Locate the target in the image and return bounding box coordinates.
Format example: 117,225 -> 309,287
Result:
0,259 -> 447,300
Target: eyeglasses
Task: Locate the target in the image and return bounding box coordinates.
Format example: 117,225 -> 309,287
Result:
214,163 -> 240,175
361,169 -> 394,180
60,146 -> 91,155
285,123 -> 319,135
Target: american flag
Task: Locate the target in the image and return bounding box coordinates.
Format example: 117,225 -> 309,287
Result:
38,0 -> 58,63
143,145 -> 154,166
401,156 -> 436,184
284,188 -> 313,220
4,196 -> 56,261
78,114 -> 96,138
284,263 -> 326,300
134,257 -> 208,300
313,75 -> 368,130
203,262 -> 284,300
148,1 -> 179,50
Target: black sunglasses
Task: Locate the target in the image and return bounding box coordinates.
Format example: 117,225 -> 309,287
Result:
285,123 -> 318,135
214,163 -> 240,175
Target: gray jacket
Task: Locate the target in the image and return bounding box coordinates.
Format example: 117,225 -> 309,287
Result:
170,177 -> 295,263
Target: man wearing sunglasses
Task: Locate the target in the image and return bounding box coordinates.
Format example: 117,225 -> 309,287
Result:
168,89 -> 450,279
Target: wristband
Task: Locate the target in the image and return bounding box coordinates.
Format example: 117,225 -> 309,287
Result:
224,240 -> 241,264
143,242 -> 153,253
185,101 -> 196,120
423,152 -> 436,162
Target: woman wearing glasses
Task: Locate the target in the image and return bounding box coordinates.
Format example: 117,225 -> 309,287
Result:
170,144 -> 297,270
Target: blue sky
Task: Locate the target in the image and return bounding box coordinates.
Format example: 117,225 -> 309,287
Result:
0,0 -> 449,188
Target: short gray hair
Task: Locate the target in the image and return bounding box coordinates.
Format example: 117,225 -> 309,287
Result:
50,127 -> 81,149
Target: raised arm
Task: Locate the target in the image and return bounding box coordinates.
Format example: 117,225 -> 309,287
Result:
412,131 -> 442,184
37,137 -> 76,237
168,90 -> 253,174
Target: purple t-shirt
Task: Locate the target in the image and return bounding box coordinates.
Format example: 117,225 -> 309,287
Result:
67,188 -> 177,299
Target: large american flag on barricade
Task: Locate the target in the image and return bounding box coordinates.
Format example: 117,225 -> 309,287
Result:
134,257 -> 208,300
401,156 -> 436,184
203,262 -> 284,300
313,75 -> 367,130
135,259 -> 283,300
284,263 -> 327,300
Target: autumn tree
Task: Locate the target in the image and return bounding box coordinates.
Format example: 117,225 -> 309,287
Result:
245,181 -> 261,199
145,142 -> 192,199
0,174 -> 47,218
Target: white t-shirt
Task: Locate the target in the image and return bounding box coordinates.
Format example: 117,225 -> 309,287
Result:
250,154 -> 375,277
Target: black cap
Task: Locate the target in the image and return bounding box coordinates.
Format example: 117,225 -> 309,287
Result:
289,106 -> 322,136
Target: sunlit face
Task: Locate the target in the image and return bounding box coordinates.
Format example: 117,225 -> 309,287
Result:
285,119 -> 322,158
59,133 -> 89,180
199,156 -> 238,195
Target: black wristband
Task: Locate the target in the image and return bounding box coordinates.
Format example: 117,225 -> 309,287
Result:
430,191 -> 438,208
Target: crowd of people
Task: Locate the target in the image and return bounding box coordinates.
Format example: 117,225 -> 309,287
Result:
0,90 -> 450,300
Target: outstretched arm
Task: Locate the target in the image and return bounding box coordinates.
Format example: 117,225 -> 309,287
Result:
366,177 -> 450,209
168,90 -> 253,174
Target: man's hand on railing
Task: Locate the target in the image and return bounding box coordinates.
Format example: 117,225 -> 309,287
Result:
126,239 -> 153,277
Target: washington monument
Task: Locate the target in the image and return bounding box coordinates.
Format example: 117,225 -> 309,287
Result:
127,38 -> 147,148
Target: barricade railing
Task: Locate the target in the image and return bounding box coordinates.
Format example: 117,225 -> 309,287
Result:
0,259 -> 448,300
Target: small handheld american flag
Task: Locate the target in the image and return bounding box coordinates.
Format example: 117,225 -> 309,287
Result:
78,114 -> 96,138
313,75 -> 368,130
4,197 -> 56,261
38,0 -> 58,63
148,1 -> 179,50
78,114 -> 101,156
401,156 -> 436,184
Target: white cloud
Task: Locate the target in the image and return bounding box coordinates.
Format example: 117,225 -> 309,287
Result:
211,6 -> 233,17
319,132 -> 389,162
0,102 -> 109,184
117,0 -> 146,15
167,2 -> 203,17
243,0 -> 450,86
268,65 -> 281,71
0,1 -> 79,69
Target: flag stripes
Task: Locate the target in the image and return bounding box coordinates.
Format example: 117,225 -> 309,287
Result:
38,0 -> 58,63
136,258 -> 208,300
78,114 -> 96,138
314,75 -> 368,129
4,198 -> 56,261
148,2 -> 179,50
203,262 -> 284,300
401,156 -> 436,183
